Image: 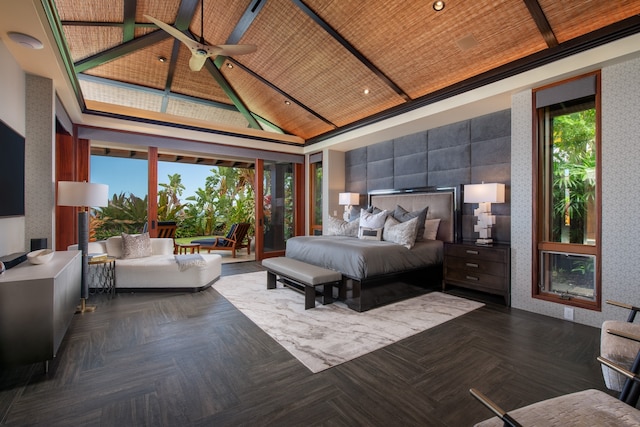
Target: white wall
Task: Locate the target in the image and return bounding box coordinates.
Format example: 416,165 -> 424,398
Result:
511,55 -> 640,328
0,40 -> 26,256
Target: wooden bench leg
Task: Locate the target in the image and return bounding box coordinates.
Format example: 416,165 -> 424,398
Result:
305,286 -> 316,310
267,271 -> 276,289
322,284 -> 334,305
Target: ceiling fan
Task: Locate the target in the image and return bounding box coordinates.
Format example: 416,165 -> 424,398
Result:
144,1 -> 256,72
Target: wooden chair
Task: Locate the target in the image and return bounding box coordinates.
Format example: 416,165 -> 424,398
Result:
191,222 -> 251,258
156,221 -> 178,254
470,355 -> 640,426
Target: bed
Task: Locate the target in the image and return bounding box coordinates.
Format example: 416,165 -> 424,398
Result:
286,187 -> 458,311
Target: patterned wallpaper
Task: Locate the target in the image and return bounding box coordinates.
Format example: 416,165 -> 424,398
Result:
24,75 -> 55,251
511,56 -> 640,327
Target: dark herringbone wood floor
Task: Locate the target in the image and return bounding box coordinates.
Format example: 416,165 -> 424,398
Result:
1,261 -> 609,426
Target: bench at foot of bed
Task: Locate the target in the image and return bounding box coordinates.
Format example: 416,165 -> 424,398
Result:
262,257 -> 342,310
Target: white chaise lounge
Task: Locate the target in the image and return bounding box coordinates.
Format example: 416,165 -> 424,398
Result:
70,236 -> 221,292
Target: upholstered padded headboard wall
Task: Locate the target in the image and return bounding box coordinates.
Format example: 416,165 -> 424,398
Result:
369,188 -> 457,243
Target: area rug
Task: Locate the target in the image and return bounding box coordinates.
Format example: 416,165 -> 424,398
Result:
213,271 -> 484,373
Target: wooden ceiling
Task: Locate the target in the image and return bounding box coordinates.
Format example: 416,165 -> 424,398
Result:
48,0 -> 640,145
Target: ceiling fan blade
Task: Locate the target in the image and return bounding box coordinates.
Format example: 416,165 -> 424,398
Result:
144,14 -> 198,50
189,54 -> 208,72
215,44 -> 257,56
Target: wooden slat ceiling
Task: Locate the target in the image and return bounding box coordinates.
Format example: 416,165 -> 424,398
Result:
50,0 -> 640,145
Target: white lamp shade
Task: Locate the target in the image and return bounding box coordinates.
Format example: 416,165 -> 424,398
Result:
57,181 -> 109,207
338,192 -> 360,205
464,183 -> 505,204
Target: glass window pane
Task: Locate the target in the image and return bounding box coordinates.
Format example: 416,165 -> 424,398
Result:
541,100 -> 596,245
263,161 -> 294,252
540,251 -> 596,301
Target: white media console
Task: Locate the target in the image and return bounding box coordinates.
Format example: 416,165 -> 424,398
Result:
0,250 -> 81,372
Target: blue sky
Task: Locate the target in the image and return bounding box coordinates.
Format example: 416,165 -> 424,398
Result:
91,156 -> 216,201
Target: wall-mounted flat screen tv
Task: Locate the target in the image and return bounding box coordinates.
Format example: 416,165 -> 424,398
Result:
0,118 -> 25,217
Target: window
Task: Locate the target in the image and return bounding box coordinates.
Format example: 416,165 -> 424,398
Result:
309,152 -> 323,235
533,72 -> 601,310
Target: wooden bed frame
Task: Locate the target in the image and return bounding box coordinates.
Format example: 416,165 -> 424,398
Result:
340,187 -> 459,311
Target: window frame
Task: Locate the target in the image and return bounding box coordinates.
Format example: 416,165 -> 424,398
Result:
532,71 -> 602,311
308,152 -> 323,235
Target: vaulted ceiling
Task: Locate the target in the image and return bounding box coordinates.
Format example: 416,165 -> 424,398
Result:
43,0 -> 640,145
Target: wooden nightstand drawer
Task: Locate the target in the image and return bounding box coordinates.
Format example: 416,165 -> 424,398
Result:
443,242 -> 511,305
444,269 -> 506,291
444,244 -> 507,263
444,257 -> 506,277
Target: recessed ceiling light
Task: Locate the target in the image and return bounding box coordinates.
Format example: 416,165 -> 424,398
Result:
284,100 -> 291,105
363,88 -> 370,95
158,56 -> 167,63
433,1 -> 445,11
7,32 -> 43,49
226,62 -> 233,69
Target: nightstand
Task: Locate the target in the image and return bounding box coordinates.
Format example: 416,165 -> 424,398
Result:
443,241 -> 511,305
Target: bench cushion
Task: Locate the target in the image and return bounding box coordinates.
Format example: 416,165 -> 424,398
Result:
262,257 -> 341,286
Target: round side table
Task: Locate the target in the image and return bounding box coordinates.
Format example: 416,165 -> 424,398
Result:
88,256 -> 116,296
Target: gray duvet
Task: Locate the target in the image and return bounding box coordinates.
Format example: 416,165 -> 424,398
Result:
285,236 -> 443,280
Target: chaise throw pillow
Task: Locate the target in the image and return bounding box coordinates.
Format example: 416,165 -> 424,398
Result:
121,232 -> 152,259
383,216 -> 419,249
325,215 -> 359,237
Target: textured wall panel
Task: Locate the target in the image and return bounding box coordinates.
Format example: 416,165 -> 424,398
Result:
345,109 -> 511,242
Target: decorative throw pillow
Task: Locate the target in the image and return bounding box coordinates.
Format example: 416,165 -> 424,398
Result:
325,215 -> 359,237
105,236 -> 124,258
358,209 -> 388,239
121,232 -> 152,259
383,216 -> 419,249
392,205 -> 428,241
424,218 -> 441,240
358,227 -> 383,241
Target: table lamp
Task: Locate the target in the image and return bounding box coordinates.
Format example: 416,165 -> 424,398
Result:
57,181 -> 109,312
338,192 -> 359,221
464,183 -> 505,245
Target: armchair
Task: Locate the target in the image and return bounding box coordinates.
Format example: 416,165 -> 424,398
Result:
601,299 -> 640,405
470,356 -> 640,426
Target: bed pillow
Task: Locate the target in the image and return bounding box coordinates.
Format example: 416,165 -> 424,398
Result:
392,205 -> 428,241
358,227 -> 383,240
424,218 -> 441,240
358,209 -> 388,240
383,216 -> 419,249
325,215 -> 359,237
121,232 -> 152,259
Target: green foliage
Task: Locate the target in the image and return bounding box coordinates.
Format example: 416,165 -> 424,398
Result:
550,108 -> 596,243
93,192 -> 148,240
92,165 -> 256,241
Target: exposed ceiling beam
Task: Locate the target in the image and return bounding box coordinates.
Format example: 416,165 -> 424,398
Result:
123,0 -> 137,42
225,57 -> 336,128
161,39 -> 183,113
200,0 -> 270,131
74,30 -> 169,73
201,60 -> 262,129
228,0 -> 266,44
293,0 -> 411,102
523,0 -> 558,48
